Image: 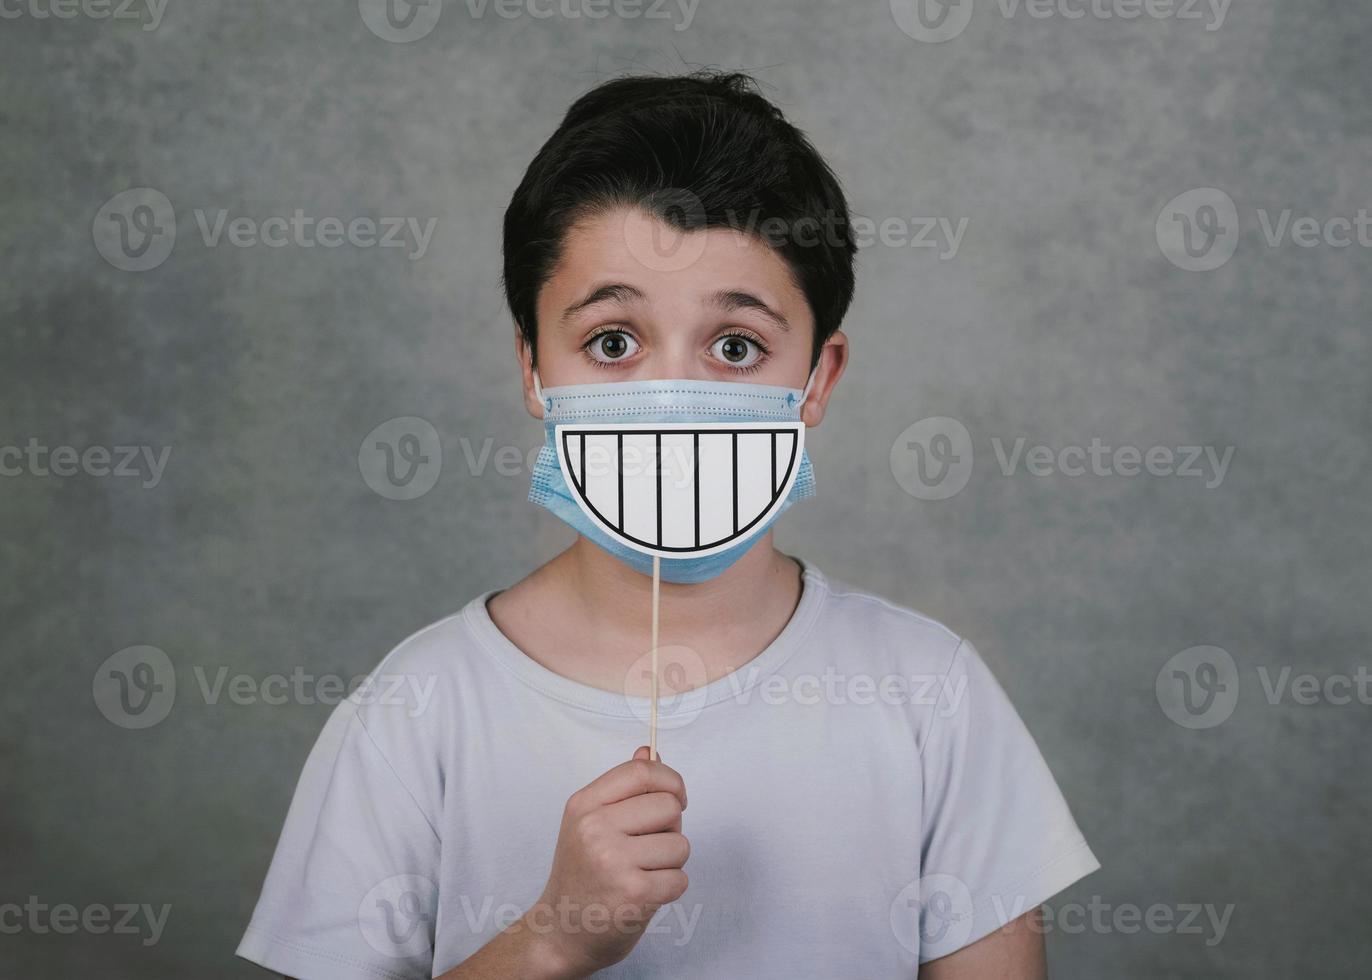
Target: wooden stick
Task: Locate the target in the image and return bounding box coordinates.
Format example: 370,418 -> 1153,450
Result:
649,554 -> 660,761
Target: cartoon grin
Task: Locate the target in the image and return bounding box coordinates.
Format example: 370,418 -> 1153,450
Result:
556,421 -> 805,559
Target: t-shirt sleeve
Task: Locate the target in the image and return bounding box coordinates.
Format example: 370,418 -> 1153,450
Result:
236,698 -> 442,980
916,638 -> 1100,963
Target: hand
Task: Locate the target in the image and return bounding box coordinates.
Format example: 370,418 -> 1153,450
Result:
522,747 -> 691,975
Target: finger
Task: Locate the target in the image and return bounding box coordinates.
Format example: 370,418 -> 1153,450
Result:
604,792 -> 684,835
641,868 -> 690,906
574,757 -> 687,811
632,745 -> 652,762
624,832 -> 690,871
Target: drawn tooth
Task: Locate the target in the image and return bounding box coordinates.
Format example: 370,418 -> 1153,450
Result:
695,432 -> 733,546
735,432 -> 773,532
774,432 -> 794,494
658,433 -> 695,549
580,433 -> 620,530
620,432 -> 658,545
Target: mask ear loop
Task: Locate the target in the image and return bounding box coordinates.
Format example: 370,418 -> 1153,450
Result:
796,367 -> 819,413
531,368 -> 551,419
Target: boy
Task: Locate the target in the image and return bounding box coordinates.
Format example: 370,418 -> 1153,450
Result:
237,71 -> 1098,978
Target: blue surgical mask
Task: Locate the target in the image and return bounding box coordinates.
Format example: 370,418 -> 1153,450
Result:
528,373 -> 817,584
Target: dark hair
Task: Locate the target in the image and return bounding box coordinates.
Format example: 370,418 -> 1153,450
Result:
502,71 -> 857,368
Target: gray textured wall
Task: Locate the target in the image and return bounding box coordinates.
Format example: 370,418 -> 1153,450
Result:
2,0 -> 1369,976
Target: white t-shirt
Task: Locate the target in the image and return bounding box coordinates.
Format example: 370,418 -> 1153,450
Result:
237,564 -> 1099,978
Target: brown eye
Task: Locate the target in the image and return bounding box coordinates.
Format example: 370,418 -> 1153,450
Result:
586,331 -> 639,363
710,334 -> 763,368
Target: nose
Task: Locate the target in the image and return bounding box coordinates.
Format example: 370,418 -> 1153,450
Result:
639,334 -> 701,381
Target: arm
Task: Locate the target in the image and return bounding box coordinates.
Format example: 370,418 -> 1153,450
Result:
273,747 -> 687,980
282,926 -> 576,980
918,908 -> 1047,980
431,925 -> 584,980
438,747 -> 689,979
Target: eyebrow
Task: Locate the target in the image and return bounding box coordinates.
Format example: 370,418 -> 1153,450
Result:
559,283 -> 791,331
708,289 -> 790,331
560,283 -> 646,323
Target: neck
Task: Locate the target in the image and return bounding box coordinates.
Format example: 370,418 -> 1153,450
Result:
488,531 -> 806,694
558,533 -> 803,639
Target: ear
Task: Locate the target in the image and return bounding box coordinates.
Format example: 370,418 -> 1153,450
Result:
800,329 -> 849,428
515,331 -> 545,420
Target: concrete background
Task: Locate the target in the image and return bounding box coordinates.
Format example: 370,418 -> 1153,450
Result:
2,0 -> 1369,975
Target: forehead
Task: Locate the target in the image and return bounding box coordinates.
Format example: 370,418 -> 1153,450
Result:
541,206 -> 810,317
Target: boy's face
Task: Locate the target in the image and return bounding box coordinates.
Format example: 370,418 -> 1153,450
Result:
519,206 -> 846,427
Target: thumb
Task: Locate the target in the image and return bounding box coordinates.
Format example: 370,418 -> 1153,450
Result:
632,745 -> 654,762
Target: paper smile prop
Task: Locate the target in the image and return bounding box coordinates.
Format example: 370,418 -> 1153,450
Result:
555,421 -> 805,559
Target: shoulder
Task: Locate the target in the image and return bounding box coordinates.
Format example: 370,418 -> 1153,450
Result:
333,595 -> 496,754
283,596 -> 500,827
806,566 -> 967,678
363,601 -> 485,681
